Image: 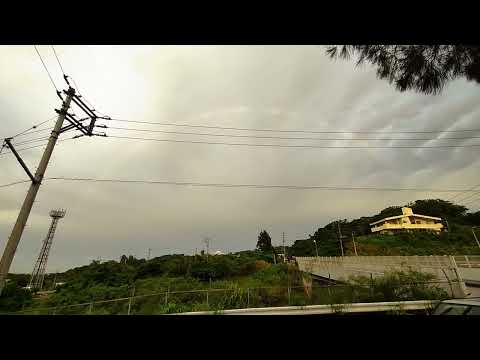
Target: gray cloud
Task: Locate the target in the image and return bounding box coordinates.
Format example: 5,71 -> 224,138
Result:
1,45 -> 480,273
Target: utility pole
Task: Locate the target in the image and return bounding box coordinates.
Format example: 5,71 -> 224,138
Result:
0,74 -> 110,295
338,221 -> 344,257
282,232 -> 286,263
472,227 -> 480,249
0,75 -> 109,295
313,239 -> 319,257
147,248 -> 152,260
352,232 -> 358,256
204,237 -> 210,262
0,88 -> 75,294
52,271 -> 58,291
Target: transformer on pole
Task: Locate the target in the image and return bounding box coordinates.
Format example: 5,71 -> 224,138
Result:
29,209 -> 66,291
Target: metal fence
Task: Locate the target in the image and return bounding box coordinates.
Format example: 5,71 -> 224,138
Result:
454,255 -> 480,268
1,279 -> 455,315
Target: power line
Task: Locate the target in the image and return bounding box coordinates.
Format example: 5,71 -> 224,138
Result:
13,126 -> 55,138
464,196 -> 480,210
445,182 -> 480,202
0,180 -> 31,189
459,191 -> 480,206
33,45 -> 58,92
11,136 -> 51,147
51,46 -> 65,75
8,116 -> 56,139
0,138 -> 75,158
49,46 -> 104,115
28,177 -> 480,193
106,134 -> 480,149
463,197 -> 480,210
451,184 -> 480,203
65,74 -> 107,117
108,118 -> 480,135
106,126 -> 480,142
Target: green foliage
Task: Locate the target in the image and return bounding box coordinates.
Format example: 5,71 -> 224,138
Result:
0,282 -> 32,312
290,199 -> 480,257
326,45 -> 480,95
347,270 -> 449,302
409,199 -> 467,220
350,228 -> 480,256
256,230 -> 273,253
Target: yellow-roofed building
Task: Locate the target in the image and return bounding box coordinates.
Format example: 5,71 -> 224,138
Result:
370,207 -> 444,234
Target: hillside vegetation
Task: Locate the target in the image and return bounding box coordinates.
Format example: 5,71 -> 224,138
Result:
1,198 -> 477,314
290,199 -> 480,257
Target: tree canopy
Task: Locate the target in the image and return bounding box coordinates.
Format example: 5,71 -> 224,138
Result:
290,199 -> 480,257
326,45 -> 480,95
256,230 -> 273,253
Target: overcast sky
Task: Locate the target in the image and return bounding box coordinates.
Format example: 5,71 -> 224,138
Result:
1,45 -> 480,273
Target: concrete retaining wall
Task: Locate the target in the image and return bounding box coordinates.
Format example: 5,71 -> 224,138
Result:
296,256 -> 467,298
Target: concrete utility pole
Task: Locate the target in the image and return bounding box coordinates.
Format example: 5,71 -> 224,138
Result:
147,248 -> 152,260
282,232 -> 286,263
338,221 -> 344,257
204,237 -> 210,262
0,88 -> 75,295
313,239 -> 319,257
352,232 -> 358,256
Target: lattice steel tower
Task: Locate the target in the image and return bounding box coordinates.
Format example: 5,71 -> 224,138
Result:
29,209 -> 66,290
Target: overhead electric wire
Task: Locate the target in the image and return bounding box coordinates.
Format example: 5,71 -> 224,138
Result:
106,125 -> 480,142
108,118 -> 480,135
13,126 -> 55,138
0,137 -> 75,158
33,45 -> 58,92
105,134 -> 480,149
450,183 -> 480,203
2,176 -> 479,195
8,176 -> 477,194
458,191 -> 480,205
445,182 -> 480,202
50,45 -> 107,116
11,136 -> 51,147
463,195 -> 480,209
7,116 -> 56,140
0,180 -> 32,189
51,45 -> 65,75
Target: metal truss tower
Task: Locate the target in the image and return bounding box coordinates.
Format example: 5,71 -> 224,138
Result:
29,209 -> 66,290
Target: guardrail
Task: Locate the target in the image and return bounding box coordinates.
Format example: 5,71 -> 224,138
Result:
454,255 -> 480,269
173,300 -> 439,315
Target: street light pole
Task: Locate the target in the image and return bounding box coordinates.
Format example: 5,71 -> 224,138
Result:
313,240 -> 319,257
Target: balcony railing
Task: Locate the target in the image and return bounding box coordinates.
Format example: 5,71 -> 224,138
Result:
371,223 -> 443,232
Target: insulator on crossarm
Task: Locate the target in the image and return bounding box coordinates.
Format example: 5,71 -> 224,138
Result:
63,75 -> 70,86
